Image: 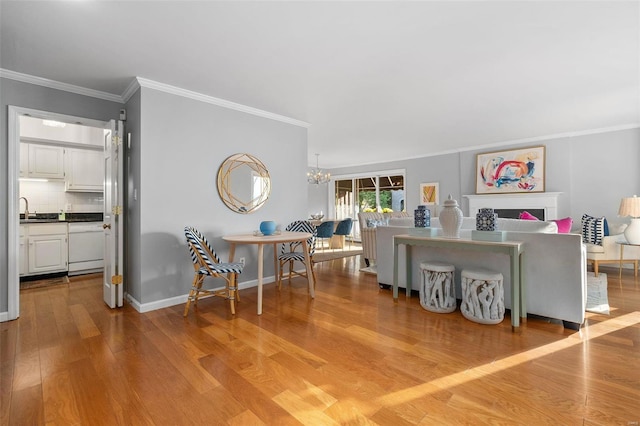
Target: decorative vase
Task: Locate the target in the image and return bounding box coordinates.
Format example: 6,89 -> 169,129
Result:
414,205 -> 431,228
476,207 -> 497,231
259,220 -> 276,236
440,195 -> 463,238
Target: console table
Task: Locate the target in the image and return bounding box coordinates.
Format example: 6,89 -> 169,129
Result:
392,234 -> 525,331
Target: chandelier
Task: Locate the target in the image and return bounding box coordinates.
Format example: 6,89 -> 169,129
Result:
307,153 -> 331,185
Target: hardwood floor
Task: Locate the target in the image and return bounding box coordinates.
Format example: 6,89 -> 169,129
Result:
2,258 -> 639,425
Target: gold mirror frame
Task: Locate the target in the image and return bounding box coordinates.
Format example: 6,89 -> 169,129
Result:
217,153 -> 271,214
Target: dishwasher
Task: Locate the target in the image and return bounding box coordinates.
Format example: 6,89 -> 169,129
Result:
68,222 -> 104,275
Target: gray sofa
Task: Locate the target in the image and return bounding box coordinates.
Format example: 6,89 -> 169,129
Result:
375,217 -> 588,328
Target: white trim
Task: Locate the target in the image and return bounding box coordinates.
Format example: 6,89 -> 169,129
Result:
135,77 -> 311,128
0,69 -> 123,103
1,69 -> 310,128
125,278 -> 267,313
0,312 -> 9,322
6,107 -> 20,321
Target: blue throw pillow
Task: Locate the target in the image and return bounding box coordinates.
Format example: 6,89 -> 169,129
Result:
581,214 -> 606,245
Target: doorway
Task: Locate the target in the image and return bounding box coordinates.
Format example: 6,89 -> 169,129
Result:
6,106 -> 110,321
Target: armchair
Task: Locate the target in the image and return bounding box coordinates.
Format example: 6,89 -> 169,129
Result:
586,222 -> 640,277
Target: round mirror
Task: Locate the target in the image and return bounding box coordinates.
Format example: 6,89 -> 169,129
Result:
217,153 -> 271,214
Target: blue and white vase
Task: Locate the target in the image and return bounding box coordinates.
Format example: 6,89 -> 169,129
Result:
476,207 -> 497,231
414,205 -> 431,228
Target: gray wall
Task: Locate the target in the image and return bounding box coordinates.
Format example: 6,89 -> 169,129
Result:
0,77 -> 122,313
325,128 -> 640,227
135,87 -> 308,305
124,89 -> 142,302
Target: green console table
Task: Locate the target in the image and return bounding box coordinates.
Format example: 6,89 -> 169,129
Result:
392,234 -> 525,331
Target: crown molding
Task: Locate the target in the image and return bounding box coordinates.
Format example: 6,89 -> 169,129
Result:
135,77 -> 311,128
1,69 -> 310,128
0,68 -> 123,103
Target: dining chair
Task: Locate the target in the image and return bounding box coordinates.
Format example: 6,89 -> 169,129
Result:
184,226 -> 244,316
334,218 -> 354,249
315,221 -> 334,251
278,220 -> 317,290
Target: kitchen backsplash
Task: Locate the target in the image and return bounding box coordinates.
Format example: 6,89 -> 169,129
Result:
20,181 -> 103,213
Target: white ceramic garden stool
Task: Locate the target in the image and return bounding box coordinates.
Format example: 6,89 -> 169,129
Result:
460,268 -> 505,324
419,261 -> 456,313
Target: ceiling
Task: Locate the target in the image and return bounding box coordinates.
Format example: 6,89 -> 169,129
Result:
1,1 -> 638,168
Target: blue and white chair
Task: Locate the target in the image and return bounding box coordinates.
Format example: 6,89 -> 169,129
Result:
184,226 -> 244,316
278,220 -> 317,290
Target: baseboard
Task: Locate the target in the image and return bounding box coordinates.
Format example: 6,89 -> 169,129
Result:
0,311 -> 10,322
126,275 -> 274,313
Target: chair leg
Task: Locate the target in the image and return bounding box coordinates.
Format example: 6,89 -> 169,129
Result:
184,274 -> 203,317
278,261 -> 284,290
228,274 -> 236,315
593,261 -> 599,277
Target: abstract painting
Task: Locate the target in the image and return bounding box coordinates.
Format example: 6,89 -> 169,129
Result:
476,146 -> 545,194
420,182 -> 439,205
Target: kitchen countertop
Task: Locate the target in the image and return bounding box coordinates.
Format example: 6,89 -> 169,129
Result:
20,212 -> 103,224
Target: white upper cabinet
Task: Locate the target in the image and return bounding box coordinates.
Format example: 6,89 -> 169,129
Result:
27,144 -> 65,179
65,148 -> 104,192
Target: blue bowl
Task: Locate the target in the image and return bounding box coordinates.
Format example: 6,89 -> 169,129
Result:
260,221 -> 276,236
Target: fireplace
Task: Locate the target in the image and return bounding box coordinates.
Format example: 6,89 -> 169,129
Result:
464,192 -> 561,220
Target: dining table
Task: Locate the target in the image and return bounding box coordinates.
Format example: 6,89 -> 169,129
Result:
309,218 -> 345,249
222,231 -> 315,315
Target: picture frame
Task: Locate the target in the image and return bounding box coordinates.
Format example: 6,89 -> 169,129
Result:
476,146 -> 545,194
420,182 -> 439,205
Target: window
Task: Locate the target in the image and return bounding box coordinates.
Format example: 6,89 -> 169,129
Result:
331,170 -> 405,241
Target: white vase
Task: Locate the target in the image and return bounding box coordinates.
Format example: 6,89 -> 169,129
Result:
440,194 -> 463,238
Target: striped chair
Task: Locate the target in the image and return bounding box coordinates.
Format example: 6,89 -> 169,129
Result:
278,220 -> 317,290
184,226 -> 244,316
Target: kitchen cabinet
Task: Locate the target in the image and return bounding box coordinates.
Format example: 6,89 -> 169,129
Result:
26,143 -> 65,179
26,223 -> 68,275
65,148 -> 104,192
19,225 -> 27,276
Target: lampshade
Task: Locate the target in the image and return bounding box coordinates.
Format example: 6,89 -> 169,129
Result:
307,154 -> 330,185
619,195 -> 640,244
618,195 -> 640,218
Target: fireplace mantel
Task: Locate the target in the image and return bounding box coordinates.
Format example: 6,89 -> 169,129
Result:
464,192 -> 562,220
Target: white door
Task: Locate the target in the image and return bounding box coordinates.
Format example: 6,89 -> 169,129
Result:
103,120 -> 124,308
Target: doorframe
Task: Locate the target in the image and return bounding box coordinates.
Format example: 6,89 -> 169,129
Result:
6,106 -> 109,321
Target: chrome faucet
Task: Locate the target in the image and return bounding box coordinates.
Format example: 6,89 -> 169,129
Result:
19,197 -> 30,219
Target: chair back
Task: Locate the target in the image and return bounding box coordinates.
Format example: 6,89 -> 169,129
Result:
334,218 -> 353,236
316,221 -> 335,238
282,220 -> 317,256
184,226 -> 221,271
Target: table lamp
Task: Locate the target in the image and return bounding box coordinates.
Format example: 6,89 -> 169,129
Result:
618,195 -> 640,244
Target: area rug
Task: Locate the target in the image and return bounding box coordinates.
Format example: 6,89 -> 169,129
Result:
313,248 -> 363,263
586,272 -> 610,315
20,275 -> 70,290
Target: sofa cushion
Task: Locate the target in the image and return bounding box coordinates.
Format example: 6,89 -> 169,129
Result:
584,242 -> 605,254
388,217 -> 414,227
496,218 -> 558,233
552,217 -> 573,233
581,214 -> 606,245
